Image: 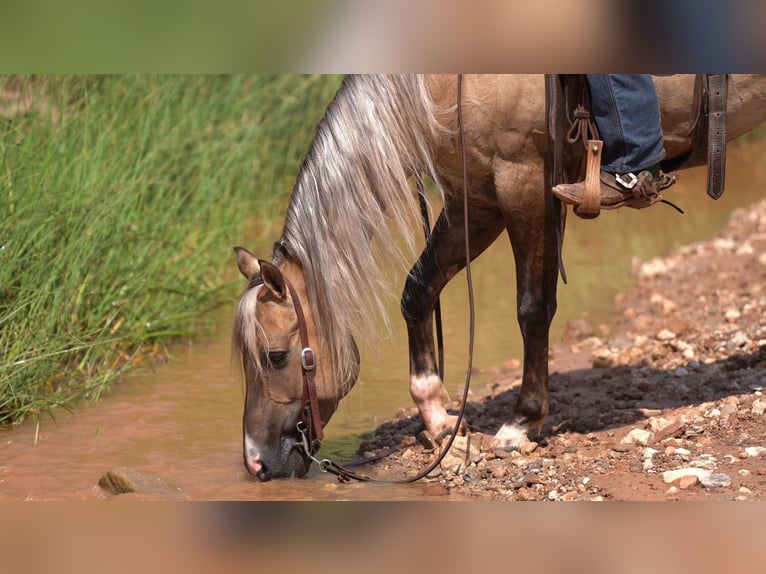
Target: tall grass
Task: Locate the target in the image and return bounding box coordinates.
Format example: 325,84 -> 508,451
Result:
0,75 -> 342,424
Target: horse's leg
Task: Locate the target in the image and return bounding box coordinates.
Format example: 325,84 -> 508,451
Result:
491,162 -> 559,449
402,198 -> 505,438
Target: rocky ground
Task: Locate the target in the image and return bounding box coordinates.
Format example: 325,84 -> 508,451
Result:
355,200 -> 766,500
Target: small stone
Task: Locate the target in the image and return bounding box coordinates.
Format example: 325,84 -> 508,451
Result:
563,318 -> 594,344
657,329 -> 676,341
417,430 -> 439,450
673,367 -> 690,377
738,469 -> 751,476
712,238 -> 735,251
520,442 -> 538,455
744,446 -> 766,458
422,484 -> 450,496
547,489 -> 559,501
728,331 -> 750,350
439,435 -> 481,473
621,428 -> 655,446
677,475 -> 699,490
720,403 -> 737,415
662,467 -> 710,484
700,473 -> 731,489
724,309 -> 741,323
591,348 -> 616,369
751,400 -> 766,415
638,259 -> 668,278
738,486 -> 752,495
98,468 -> 178,495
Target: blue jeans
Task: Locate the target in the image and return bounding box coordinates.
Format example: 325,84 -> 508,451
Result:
585,74 -> 665,174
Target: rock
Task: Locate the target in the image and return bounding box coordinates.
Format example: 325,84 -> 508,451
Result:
650,293 -> 677,314
662,467 -> 710,484
724,309 -> 741,323
656,329 -> 676,341
751,400 -> 766,415
98,468 -> 179,495
700,473 -> 731,489
591,348 -> 616,369
652,419 -> 685,442
563,318 -> 594,344
621,428 -> 655,446
677,475 -> 699,490
417,430 -> 439,450
712,238 -> 735,251
520,442 -> 538,455
720,403 -> 737,415
638,258 -> 668,278
439,435 -> 481,473
744,446 -> 766,458
422,484 -> 449,496
727,331 -> 750,350
673,367 -> 690,377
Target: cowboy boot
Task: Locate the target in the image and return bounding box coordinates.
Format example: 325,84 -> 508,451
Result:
553,167 -> 677,211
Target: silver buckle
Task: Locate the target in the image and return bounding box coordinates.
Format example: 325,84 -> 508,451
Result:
301,347 -> 316,371
615,172 -> 638,189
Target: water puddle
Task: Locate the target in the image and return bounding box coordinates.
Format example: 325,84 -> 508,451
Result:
1,139 -> 764,500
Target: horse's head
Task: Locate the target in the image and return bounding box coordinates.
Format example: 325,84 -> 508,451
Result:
232,246 -> 359,481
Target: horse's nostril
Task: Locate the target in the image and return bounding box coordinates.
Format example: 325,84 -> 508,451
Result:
256,463 -> 270,482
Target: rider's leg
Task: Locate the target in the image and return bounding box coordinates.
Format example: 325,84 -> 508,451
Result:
553,74 -> 676,211
587,74 -> 665,173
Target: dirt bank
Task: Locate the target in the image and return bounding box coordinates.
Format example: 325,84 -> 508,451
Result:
355,200 -> 766,500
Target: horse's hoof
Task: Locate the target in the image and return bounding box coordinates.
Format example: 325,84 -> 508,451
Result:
490,421 -> 532,452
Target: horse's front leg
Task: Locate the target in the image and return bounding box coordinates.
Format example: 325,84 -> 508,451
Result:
492,167 -> 561,450
402,201 -> 505,439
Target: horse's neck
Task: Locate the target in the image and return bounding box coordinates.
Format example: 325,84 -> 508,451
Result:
658,74 -> 766,161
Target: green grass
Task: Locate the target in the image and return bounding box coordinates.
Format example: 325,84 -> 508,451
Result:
0,75 -> 343,424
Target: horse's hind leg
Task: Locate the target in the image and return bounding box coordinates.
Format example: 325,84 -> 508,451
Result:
402,199 -> 505,439
492,163 -> 559,450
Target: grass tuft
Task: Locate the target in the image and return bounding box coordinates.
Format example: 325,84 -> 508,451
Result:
0,75 -> 342,424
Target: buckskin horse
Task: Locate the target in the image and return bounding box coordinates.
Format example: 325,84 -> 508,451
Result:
233,74 -> 766,480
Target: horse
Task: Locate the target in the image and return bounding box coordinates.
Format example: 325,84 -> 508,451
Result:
232,74 -> 766,480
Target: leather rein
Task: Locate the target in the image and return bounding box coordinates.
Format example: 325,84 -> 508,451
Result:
287,73 -> 475,484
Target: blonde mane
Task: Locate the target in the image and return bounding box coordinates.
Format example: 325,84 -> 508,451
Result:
279,74 -> 449,390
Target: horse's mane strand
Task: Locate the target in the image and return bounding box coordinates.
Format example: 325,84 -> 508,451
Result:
281,74 -> 449,392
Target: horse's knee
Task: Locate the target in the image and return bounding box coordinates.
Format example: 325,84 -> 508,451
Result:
400,277 -> 430,323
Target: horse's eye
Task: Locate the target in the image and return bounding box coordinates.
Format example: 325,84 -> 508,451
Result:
266,351 -> 289,369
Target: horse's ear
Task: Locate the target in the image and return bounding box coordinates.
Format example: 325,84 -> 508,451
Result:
234,246 -> 260,279
258,260 -> 287,300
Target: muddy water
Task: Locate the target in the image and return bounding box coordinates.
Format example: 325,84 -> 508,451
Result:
1,140 -> 765,500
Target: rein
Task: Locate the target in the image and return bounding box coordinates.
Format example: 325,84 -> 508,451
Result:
291,73 -> 475,484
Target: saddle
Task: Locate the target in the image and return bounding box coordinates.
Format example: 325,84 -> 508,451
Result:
547,74 -> 729,219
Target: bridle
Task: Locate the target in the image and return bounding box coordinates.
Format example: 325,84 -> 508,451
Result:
282,274 -> 373,483
282,73 -> 476,484
281,277 -> 323,457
